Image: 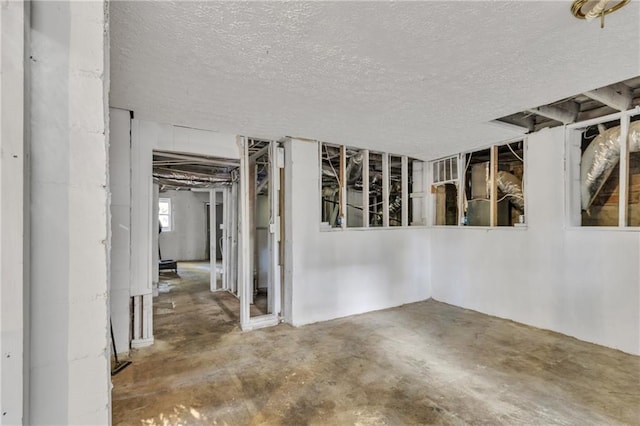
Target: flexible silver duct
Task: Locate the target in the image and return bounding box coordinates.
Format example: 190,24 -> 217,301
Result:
256,175 -> 269,194
152,170 -> 230,187
581,120 -> 640,211
321,151 -> 365,186
345,152 -> 364,185
496,171 -> 525,213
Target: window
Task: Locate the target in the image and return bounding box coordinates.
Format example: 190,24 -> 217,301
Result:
568,110 -> 640,227
319,142 -> 425,229
432,140 -> 526,227
159,198 -> 172,232
320,143 -> 343,228
368,151 -> 384,227
388,155 -> 403,226
432,156 -> 460,226
345,148 -> 365,228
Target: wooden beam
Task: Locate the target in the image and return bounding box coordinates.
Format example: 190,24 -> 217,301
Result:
362,150 -> 370,227
339,145 -> 346,228
490,145 -> 498,227
527,105 -> 577,124
618,115 -> 630,227
154,150 -> 239,167
583,85 -> 632,112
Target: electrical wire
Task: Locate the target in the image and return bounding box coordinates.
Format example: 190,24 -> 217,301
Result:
507,143 -> 524,162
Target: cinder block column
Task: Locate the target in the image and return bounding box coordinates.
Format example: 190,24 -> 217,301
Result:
29,1 -> 110,424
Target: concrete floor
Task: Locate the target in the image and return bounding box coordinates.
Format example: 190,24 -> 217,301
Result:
112,267 -> 640,425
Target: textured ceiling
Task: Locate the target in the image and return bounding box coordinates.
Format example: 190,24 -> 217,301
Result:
110,1 -> 640,159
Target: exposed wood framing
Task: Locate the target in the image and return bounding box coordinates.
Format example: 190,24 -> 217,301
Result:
527,104 -> 577,124
362,150 -> 370,227
382,153 -> 390,227
401,156 -> 409,226
489,145 -> 498,227
583,85 -> 632,112
618,115 -> 630,226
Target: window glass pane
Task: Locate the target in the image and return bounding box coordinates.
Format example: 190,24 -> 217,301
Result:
451,157 -> 458,180
410,159 -> 424,226
435,183 -> 459,226
159,215 -> 170,229
369,152 -> 383,227
158,198 -> 171,231
628,114 -> 640,227
496,141 -> 525,226
407,159 -> 414,226
580,119 -> 620,226
159,201 -> 169,215
463,149 -> 491,226
389,155 -> 402,226
320,143 -> 342,228
346,148 -> 364,228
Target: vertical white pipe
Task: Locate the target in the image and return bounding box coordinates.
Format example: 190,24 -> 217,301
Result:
362,150 -> 370,227
382,153 -> 389,227
402,156 -> 409,226
618,114 -> 630,227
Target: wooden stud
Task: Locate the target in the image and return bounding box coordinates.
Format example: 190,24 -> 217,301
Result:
490,145 -> 498,227
618,115 -> 630,227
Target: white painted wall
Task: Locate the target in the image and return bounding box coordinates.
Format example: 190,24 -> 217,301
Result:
127,119 -> 238,344
159,190 -> 208,261
30,1 -> 110,424
285,139 -> 431,326
430,126 -> 640,355
0,2 -> 26,424
109,108 -> 131,355
131,119 -> 239,296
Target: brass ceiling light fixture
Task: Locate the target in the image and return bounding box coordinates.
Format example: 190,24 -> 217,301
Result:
571,0 -> 631,28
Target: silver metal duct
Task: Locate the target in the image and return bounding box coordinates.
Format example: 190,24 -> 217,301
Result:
496,171 -> 525,213
581,120 -> 640,211
322,151 -> 365,186
345,152 -> 364,185
152,170 -> 230,188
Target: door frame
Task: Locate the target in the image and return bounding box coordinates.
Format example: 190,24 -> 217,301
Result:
238,137 -> 282,330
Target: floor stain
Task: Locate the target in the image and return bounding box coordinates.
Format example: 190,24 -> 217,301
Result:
112,263 -> 640,425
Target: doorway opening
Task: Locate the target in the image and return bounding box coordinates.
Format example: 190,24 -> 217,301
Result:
241,139 -> 285,328
152,150 -> 241,327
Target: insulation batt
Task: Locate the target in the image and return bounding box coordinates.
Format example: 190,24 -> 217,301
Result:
581,121 -> 640,211
496,171 -> 525,213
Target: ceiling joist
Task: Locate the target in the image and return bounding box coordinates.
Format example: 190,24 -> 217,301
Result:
526,104 -> 577,124
153,151 -> 240,168
582,85 -> 632,111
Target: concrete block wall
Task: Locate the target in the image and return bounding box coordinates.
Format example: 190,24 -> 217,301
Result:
0,1 -> 26,424
109,108 -> 131,356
